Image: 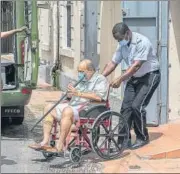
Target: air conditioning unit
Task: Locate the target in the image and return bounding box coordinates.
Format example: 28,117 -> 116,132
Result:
37,1 -> 50,9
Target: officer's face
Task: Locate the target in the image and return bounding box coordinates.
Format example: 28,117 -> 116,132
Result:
113,31 -> 129,42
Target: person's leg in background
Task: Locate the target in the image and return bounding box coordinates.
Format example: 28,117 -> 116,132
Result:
131,72 -> 161,149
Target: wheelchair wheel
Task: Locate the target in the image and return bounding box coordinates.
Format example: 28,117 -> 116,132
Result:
69,147 -> 81,163
90,110 -> 129,160
91,126 -> 100,145
50,140 -> 56,147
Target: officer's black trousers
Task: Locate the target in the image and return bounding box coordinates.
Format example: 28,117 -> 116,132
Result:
120,70 -> 161,141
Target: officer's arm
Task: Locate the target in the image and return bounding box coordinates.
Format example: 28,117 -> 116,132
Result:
118,60 -> 144,82
118,40 -> 150,82
102,61 -> 117,77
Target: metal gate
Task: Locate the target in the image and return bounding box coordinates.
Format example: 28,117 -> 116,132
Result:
84,1 -> 99,69
1,1 -> 14,53
121,1 -> 169,125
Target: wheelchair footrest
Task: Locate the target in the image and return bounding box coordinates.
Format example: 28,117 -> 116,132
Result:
41,150 -> 64,157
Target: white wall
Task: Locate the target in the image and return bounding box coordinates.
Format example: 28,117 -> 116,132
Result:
168,13 -> 180,120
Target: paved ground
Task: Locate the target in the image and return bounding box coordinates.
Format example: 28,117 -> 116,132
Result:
1,83 -> 103,173
2,78 -> 180,173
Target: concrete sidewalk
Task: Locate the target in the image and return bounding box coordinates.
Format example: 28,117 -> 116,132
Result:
103,121 -> 180,173
29,80 -> 180,173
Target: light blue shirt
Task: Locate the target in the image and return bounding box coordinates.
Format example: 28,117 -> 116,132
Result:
112,32 -> 160,77
69,72 -> 109,106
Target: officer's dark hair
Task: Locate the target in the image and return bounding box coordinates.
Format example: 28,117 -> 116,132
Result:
112,22 -> 129,35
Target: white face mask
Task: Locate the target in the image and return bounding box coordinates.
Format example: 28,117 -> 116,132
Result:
119,33 -> 130,47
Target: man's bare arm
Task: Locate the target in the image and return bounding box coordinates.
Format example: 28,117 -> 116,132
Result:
1,26 -> 27,39
119,60 -> 144,82
102,61 -> 117,77
75,92 -> 102,102
1,29 -> 19,38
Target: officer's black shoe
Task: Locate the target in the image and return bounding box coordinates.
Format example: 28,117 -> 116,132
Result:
124,139 -> 132,150
130,138 -> 149,150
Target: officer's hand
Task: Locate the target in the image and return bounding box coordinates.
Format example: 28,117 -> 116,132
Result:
110,78 -> 121,88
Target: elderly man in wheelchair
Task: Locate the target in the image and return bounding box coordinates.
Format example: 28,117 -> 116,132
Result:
29,59 -> 129,162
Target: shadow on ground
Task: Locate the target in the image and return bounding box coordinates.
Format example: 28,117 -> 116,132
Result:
1,107 -> 43,143
149,132 -> 163,142
1,156 -> 17,166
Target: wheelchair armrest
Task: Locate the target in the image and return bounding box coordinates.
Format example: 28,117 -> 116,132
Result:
79,104 -> 109,119
90,100 -> 107,106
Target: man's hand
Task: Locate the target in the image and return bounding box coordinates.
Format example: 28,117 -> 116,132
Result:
67,83 -> 78,96
16,26 -> 27,33
110,77 -> 122,88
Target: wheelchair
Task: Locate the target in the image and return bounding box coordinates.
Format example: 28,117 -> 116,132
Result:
40,94 -> 129,164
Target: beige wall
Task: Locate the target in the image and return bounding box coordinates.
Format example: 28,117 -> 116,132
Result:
99,1 -> 123,99
38,1 -> 180,117
59,1 -> 82,79
99,1 -> 122,80
38,1 -> 123,80
38,2 -> 56,64
170,1 -> 180,63
168,1 -> 180,120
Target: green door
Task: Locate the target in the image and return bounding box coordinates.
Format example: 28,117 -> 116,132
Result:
15,0 -> 39,89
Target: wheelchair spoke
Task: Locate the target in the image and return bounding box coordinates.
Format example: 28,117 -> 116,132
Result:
93,133 -> 99,144
107,139 -> 111,156
101,122 -> 109,134
98,134 -> 107,137
99,137 -> 109,149
111,133 -> 127,137
112,122 -> 122,134
117,123 -> 125,134
118,133 -> 127,137
108,114 -> 113,132
110,136 -> 121,151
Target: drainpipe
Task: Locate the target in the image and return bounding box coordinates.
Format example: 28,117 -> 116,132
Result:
56,1 -> 61,70
52,1 -> 61,87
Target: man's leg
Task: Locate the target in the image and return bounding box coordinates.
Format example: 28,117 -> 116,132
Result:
118,80 -> 136,146
56,106 -> 74,152
41,103 -> 57,145
131,72 -> 160,149
28,103 -> 57,150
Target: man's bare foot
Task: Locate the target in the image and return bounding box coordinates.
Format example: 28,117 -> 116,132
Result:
44,147 -> 64,156
28,143 -> 51,150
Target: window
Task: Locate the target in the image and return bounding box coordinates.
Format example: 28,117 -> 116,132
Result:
1,1 -> 13,53
66,0 -> 71,48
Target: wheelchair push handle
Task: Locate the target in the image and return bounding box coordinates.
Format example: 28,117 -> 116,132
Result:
30,75 -> 85,132
106,85 -> 111,101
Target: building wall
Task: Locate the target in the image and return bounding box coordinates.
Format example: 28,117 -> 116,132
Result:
168,1 -> 180,120
38,1 -> 123,91
38,1 -> 180,120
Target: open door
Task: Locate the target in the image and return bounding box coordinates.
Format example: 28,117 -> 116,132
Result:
16,1 -> 39,88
